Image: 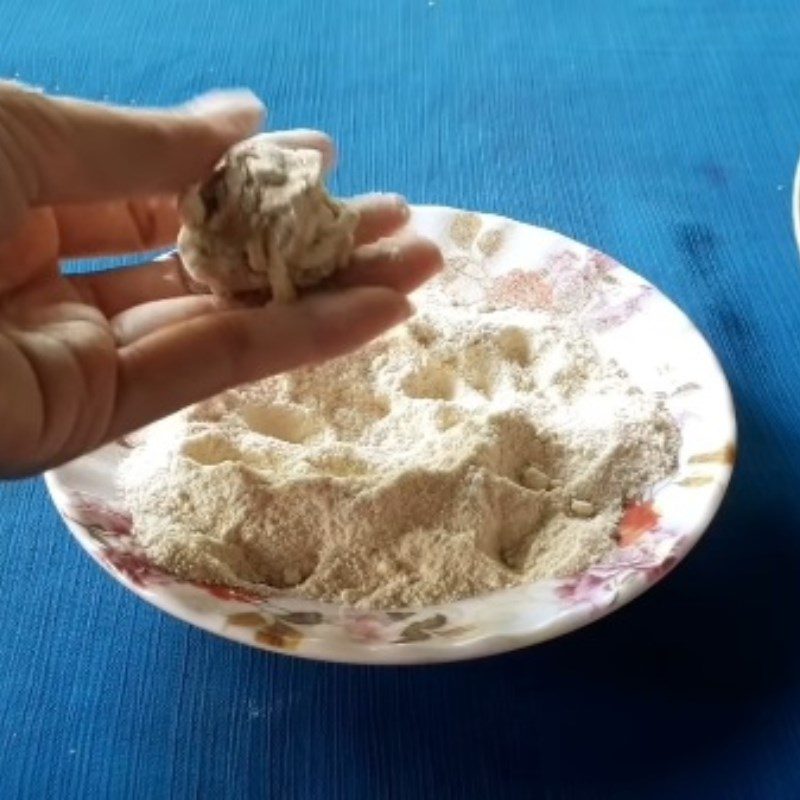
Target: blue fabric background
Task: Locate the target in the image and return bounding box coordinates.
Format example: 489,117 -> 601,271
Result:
2,2 -> 800,798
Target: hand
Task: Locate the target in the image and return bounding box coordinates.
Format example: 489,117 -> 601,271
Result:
0,83 -> 441,478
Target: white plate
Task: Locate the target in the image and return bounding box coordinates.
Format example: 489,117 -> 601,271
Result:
45,206 -> 736,665
793,153 -> 800,257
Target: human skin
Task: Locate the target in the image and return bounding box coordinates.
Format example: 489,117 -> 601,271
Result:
0,83 -> 442,478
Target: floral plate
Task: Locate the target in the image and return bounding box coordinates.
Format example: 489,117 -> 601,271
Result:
45,206 -> 736,665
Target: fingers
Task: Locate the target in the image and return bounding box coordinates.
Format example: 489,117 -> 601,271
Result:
332,232 -> 443,294
350,193 -> 410,245
56,181 -> 400,261
70,253 -> 197,317
68,190 -> 423,314
111,287 -> 412,436
55,196 -> 180,257
104,234 -> 441,345
71,222 -> 442,318
0,208 -> 59,289
111,295 -> 222,345
53,130 -> 337,259
0,83 -> 264,239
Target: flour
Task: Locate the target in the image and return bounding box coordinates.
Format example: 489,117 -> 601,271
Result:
120,303 -> 680,609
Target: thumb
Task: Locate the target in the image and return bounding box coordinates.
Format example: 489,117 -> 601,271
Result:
0,82 -> 264,239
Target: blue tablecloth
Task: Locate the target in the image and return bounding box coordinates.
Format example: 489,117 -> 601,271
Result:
2,2 -> 800,798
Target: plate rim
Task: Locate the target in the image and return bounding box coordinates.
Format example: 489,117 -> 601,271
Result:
793,154 -> 800,258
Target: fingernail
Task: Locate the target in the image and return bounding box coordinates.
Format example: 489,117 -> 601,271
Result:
356,240 -> 404,263
377,242 -> 403,262
400,297 -> 416,319
392,195 -> 410,219
186,89 -> 265,135
366,193 -> 409,218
